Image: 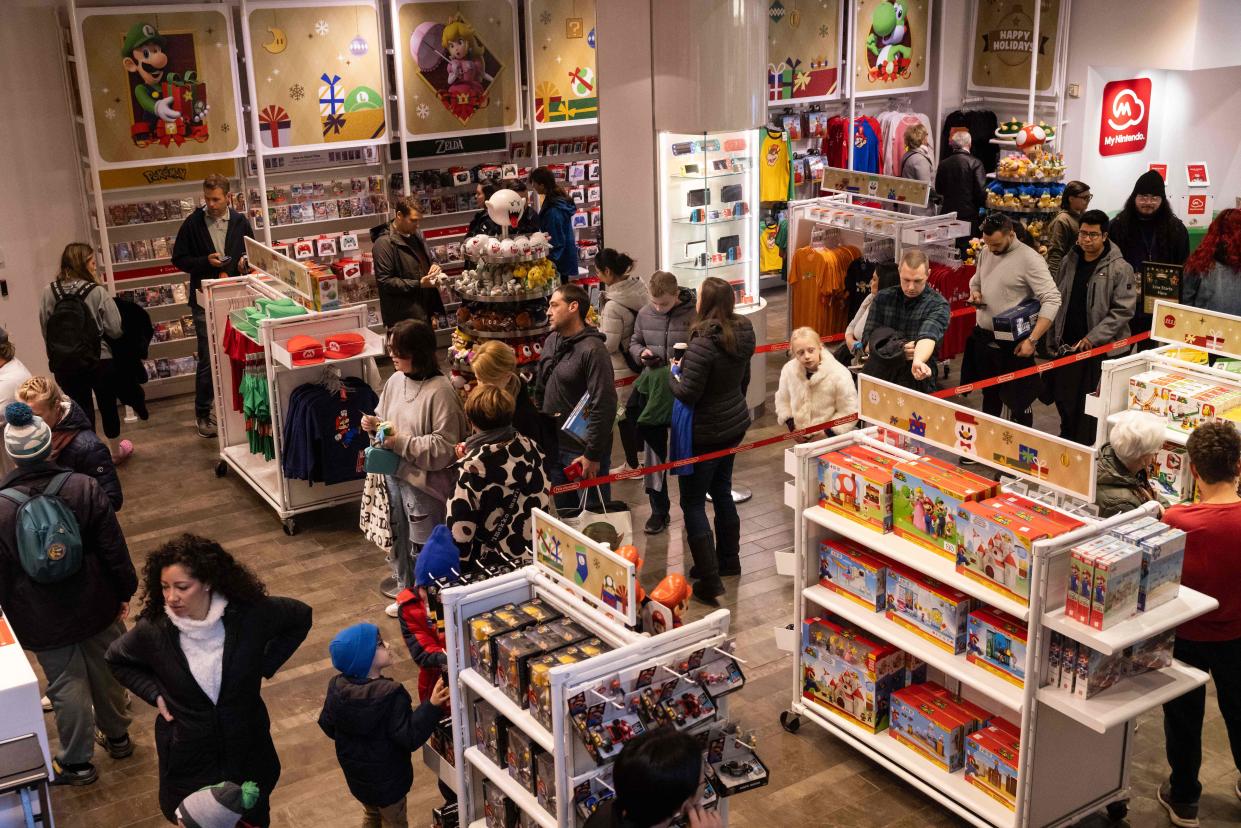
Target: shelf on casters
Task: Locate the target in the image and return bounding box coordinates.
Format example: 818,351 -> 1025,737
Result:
804,585 -> 1024,712
796,701 -> 1016,828
1042,588 -> 1219,655
671,259 -> 751,271
1036,662 -> 1210,734
271,327 -> 386,370
463,747 -> 557,828
1104,411 -> 1188,446
803,506 -> 1030,621
459,668 -> 554,752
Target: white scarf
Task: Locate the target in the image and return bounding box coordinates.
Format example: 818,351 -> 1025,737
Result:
166,593 -> 229,704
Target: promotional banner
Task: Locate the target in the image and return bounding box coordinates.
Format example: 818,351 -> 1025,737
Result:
820,168 -> 930,208
531,509 -> 636,625
852,0 -> 931,97
99,158 -> 235,190
766,0 -> 842,103
397,0 -> 521,141
245,1 -> 387,152
529,0 -> 599,123
76,4 -> 245,169
1151,300 -> 1241,359
968,0 -> 1061,94
1099,77 -> 1151,157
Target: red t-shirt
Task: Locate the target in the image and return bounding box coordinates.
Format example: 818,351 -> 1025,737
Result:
1162,500 -> 1241,641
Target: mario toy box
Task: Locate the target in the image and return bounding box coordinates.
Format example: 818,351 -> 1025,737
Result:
817,451 -> 894,532
802,617 -> 906,732
819,539 -> 890,612
889,683 -> 991,772
885,563 -> 973,654
966,608 -> 1028,686
965,725 -> 1021,810
892,459 -> 997,559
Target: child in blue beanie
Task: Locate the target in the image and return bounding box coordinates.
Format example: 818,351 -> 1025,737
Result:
319,622 -> 450,826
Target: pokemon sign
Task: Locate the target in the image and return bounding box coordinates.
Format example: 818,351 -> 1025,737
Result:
1099,77 -> 1151,157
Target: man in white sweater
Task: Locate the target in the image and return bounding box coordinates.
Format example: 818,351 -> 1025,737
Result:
964,213 -> 1061,426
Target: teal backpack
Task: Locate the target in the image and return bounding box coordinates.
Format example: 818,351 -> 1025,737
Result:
0,472 -> 84,584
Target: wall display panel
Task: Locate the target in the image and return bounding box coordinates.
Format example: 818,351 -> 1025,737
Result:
851,0 -> 932,98
76,4 -> 245,169
766,0 -> 843,104
968,0 -> 1062,94
396,0 -> 522,141
528,0 -> 599,123
245,1 -> 387,151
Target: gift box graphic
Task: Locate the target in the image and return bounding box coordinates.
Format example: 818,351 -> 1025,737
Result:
258,105 -> 291,149
154,79 -> 208,145
535,81 -> 562,123
321,110 -> 385,142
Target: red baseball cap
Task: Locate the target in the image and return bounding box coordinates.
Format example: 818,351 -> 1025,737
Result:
324,332 -> 366,359
286,335 -> 324,366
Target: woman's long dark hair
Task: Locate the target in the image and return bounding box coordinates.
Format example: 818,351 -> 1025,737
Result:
691,276 -> 740,355
528,166 -> 569,204
389,318 -> 440,379
137,534 -> 268,623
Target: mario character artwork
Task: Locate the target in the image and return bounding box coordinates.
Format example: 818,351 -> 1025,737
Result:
120,23 -> 209,147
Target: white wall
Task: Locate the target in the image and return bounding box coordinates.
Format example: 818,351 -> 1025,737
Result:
0,0 -> 87,376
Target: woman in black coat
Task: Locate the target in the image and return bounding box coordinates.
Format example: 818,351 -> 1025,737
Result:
106,534 -> 312,825
669,277 -> 756,605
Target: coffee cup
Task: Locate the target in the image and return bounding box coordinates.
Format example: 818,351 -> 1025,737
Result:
672,342 -> 688,362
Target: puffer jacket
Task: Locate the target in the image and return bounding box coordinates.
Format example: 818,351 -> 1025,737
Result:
670,317 -> 756,451
538,196 -> 580,280
1094,444 -> 1156,518
536,327 -> 616,461
628,288 -> 696,369
50,398 -> 122,511
599,276 -> 648,377
1049,242 -> 1137,351
774,347 -> 858,435
318,674 -> 442,808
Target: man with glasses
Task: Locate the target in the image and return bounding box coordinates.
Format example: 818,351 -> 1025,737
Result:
1108,170 -> 1190,341
1046,210 -> 1136,443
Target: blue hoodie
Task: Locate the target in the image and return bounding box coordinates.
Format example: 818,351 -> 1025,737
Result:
539,196 -> 579,280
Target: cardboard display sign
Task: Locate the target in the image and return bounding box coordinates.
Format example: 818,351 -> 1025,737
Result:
852,0 -> 932,97
820,169 -> 930,208
532,509 -> 636,626
529,0 -> 599,123
968,0 -> 1062,94
1151,300 -> 1241,360
1141,263 -> 1183,315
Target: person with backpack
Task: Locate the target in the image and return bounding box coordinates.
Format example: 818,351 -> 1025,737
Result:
18,376 -> 123,511
0,402 -> 137,786
596,248 -> 647,472
39,242 -> 131,464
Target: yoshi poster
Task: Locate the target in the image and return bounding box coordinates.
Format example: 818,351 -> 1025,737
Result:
531,509 -> 636,625
76,4 -> 244,169
396,0 -> 522,141
528,0 -> 599,124
968,0 -> 1062,94
766,0 -> 843,103
851,0 -> 932,98
245,2 -> 387,152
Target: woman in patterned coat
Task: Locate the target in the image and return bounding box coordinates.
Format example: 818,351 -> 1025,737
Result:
447,384 -> 550,571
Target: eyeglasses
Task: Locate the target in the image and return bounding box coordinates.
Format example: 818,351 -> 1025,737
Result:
1078,231 -> 1104,240
1072,193 -> 1093,202
1135,195 -> 1162,204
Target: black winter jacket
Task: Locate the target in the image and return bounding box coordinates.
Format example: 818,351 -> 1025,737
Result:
108,298 -> 153,402
671,317 -> 756,451
0,463 -> 135,651
935,149 -> 987,230
105,597 -> 312,824
536,327 -> 617,461
51,400 -> 122,511
318,674 -> 442,807
370,223 -> 445,328
171,208 -> 254,311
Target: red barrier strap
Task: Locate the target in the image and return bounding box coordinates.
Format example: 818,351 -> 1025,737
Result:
754,305 -> 977,355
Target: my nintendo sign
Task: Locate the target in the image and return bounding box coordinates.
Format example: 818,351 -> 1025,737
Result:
1099,78 -> 1151,156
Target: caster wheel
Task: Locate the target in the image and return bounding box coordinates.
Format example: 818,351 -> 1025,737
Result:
282,518 -> 296,536
1105,800 -> 1128,821
214,460 -> 227,478
779,711 -> 801,734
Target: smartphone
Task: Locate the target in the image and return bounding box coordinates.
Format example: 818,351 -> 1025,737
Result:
217,255 -> 232,265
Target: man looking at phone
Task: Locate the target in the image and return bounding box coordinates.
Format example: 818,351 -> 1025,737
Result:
172,174 -> 253,438
1047,209 -> 1136,444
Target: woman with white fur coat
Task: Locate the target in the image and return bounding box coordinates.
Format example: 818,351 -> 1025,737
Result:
775,327 -> 859,440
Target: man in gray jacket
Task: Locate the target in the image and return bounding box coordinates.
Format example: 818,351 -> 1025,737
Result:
536,283 -> 617,512
1048,210 -> 1137,444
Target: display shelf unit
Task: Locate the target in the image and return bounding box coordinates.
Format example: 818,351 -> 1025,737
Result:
779,423 -> 1215,828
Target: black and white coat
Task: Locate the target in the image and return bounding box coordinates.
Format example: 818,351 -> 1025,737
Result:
447,433 -> 550,570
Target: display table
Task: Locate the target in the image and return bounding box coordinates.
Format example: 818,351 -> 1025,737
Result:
0,612 -> 53,827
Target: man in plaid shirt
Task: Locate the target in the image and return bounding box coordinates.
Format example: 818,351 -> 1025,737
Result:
862,249 -> 950,392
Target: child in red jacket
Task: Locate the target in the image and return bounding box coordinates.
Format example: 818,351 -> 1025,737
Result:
396,524 -> 459,703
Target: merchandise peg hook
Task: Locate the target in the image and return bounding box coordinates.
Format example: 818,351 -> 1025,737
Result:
658,663 -> 687,680
589,688 -> 624,709
712,646 -> 746,664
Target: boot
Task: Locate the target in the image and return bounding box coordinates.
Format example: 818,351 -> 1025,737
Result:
687,534 -> 724,605
715,515 -> 741,576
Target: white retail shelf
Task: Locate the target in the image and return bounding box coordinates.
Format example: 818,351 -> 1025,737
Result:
803,506 -> 1030,621
464,747 -> 557,828
1083,393 -> 1103,419
1042,588 -> 1219,656
784,480 -> 798,509
784,446 -> 799,477
459,668 -> 554,753
796,700 -> 1015,828
1104,411 -> 1188,446
1036,662 -> 1210,734
421,744 -> 458,795
805,585 -> 1024,713
271,327 -> 386,370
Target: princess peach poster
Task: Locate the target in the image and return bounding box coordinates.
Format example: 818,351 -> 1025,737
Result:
77,4 -> 243,169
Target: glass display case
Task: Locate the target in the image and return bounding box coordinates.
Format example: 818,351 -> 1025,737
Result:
657,129 -> 760,308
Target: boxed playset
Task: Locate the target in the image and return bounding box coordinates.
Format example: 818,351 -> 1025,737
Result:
891,459 -> 997,559
1088,546 -> 1142,630
1045,631 -> 1064,687
990,493 -> 1086,535
467,599 -> 560,680
526,638 -> 611,730
1127,629 -> 1176,676
1137,527 -> 1186,611
884,564 -> 973,653
888,684 -> 986,772
801,617 -> 907,732
992,299 -> 1041,343
495,620 -> 593,708
817,451 -> 894,532
965,726 -> 1021,810
535,750 -> 556,814
1058,639 -> 1078,692
705,724 -> 770,797
955,500 -> 1046,602
1151,445 -> 1194,502
966,608 -> 1028,686
473,699 -> 509,768
819,539 -> 890,611
1073,643 -> 1126,699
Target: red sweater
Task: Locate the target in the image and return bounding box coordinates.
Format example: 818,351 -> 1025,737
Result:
1162,500 -> 1241,641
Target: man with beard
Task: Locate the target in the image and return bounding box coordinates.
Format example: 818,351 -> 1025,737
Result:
1107,170 -> 1190,341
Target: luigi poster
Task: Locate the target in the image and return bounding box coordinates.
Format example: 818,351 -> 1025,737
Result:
852,0 -> 931,97
529,0 -> 599,124
245,2 -> 387,151
397,0 -> 521,140
766,0 -> 842,104
77,5 -> 243,169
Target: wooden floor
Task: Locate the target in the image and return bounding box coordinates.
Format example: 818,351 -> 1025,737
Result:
35,290 -> 1241,827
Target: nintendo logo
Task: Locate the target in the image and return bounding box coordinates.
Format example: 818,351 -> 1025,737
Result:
1099,78 -> 1151,157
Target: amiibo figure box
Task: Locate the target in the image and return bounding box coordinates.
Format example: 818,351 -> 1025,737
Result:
819,538 -> 890,611
966,608 -> 1028,686
1137,528 -> 1186,611
1089,546 -> 1142,631
817,451 -> 893,532
885,564 -> 973,653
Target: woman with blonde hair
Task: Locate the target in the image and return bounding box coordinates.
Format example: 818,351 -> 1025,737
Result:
469,340 -> 544,444
17,375 -> 122,510
39,243 -> 130,463
899,123 -> 935,216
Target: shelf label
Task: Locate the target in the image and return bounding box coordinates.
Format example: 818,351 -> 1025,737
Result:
820,170 -> 929,208
244,237 -> 320,309
1151,300 -> 1241,360
531,508 -> 636,626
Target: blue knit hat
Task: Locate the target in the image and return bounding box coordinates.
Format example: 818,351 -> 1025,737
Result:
414,524 -> 461,587
329,622 -> 379,678
4,403 -> 52,465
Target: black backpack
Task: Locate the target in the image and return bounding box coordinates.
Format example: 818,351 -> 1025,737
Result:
46,282 -> 101,377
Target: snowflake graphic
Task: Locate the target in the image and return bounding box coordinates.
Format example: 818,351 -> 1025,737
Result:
273,68 -> 280,76
101,86 -> 109,95
289,83 -> 305,101
1002,430 -> 1014,445
819,24 -> 830,37
315,19 -> 329,36
896,395 -> 906,408
104,107 -> 116,121
540,10 -> 552,24
416,103 -> 431,119
266,75 -> 272,84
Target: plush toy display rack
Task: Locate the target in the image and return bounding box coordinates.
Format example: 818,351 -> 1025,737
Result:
777,416 -> 1217,828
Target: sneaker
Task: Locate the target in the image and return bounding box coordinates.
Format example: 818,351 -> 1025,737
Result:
111,439 -> 134,465
610,462 -> 637,476
51,758 -> 98,786
379,576 -> 400,599
385,601 -> 399,618
644,513 -> 670,535
41,695 -> 52,712
1157,781 -> 1200,827
94,729 -> 134,760
196,415 -> 217,438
